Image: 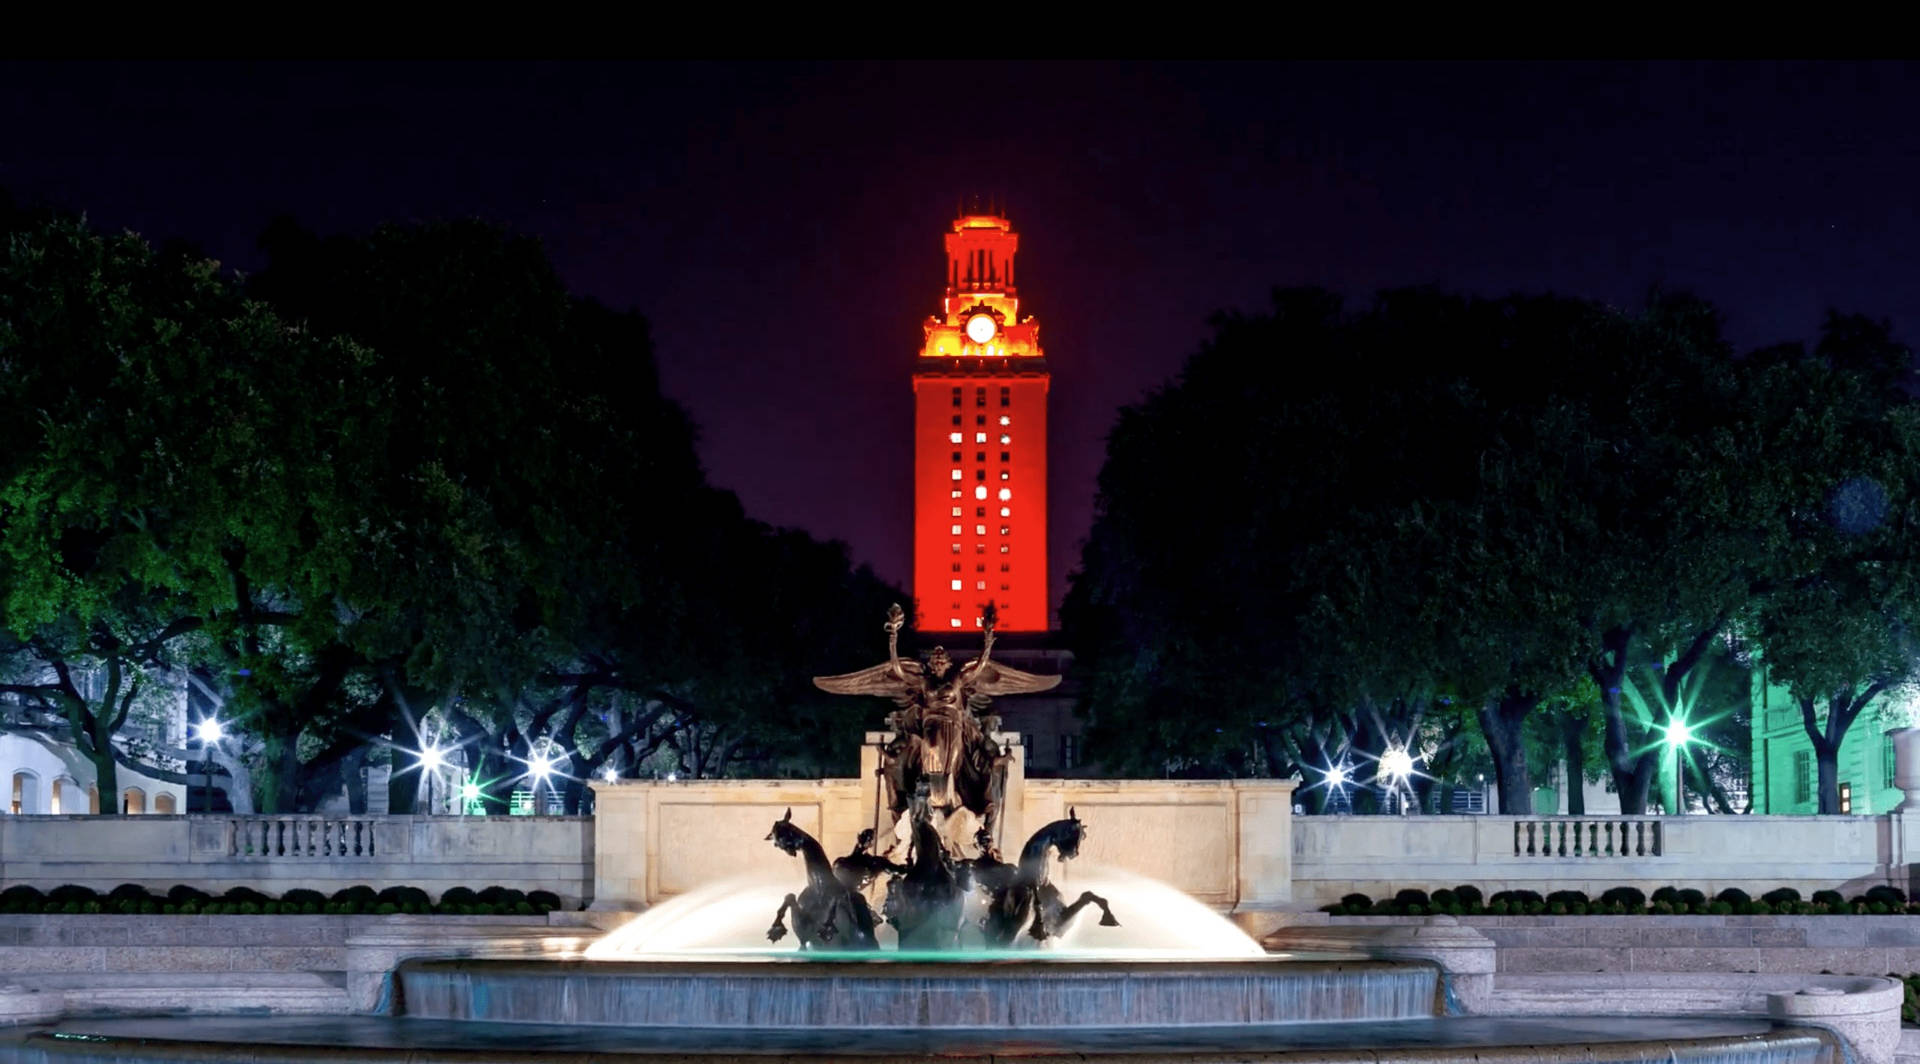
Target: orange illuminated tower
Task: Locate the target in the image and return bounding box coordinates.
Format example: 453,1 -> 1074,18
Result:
912,211 -> 1048,633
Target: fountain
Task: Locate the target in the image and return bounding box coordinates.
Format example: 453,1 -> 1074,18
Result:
0,606 -> 1868,1062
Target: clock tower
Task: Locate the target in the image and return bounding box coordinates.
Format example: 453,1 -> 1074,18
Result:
911,211 -> 1049,633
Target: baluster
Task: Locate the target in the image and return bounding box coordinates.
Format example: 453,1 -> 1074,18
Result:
1525,821 -> 1536,856
1513,821 -> 1523,856
365,819 -> 377,857
1573,822 -> 1585,856
350,820 -> 363,856
1551,822 -> 1562,856
1634,821 -> 1646,857
1650,820 -> 1662,856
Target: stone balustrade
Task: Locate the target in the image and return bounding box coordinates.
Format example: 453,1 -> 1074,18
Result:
227,816 -> 384,859
0,814 -> 594,906
1514,817 -> 1662,858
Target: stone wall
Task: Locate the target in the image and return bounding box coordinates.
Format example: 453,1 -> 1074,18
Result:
1291,812 -> 1907,906
586,772 -> 1296,913
0,814 -> 594,906
1307,914 -> 1920,977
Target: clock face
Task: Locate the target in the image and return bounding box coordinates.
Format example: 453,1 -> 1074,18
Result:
965,313 -> 997,344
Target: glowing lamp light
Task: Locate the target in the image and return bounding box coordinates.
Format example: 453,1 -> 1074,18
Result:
459,781 -> 480,802
1380,746 -> 1415,782
966,313 -> 997,344
1664,718 -> 1694,749
418,745 -> 446,773
601,766 -> 617,784
666,771 -> 678,782
529,754 -> 554,782
1326,765 -> 1348,789
194,718 -> 225,744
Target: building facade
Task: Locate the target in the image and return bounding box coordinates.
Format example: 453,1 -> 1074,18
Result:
1750,666 -> 1902,815
911,212 -> 1049,633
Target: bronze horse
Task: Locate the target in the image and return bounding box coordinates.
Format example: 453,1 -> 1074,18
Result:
978,807 -> 1120,947
880,805 -> 969,950
765,809 -> 879,950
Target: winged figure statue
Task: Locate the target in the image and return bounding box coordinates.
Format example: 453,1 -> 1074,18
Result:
814,601 -> 1059,854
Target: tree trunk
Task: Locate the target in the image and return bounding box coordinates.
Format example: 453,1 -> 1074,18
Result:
256,729 -> 300,813
91,744 -> 119,816
1590,628 -> 1645,812
1814,739 -> 1841,815
1559,709 -> 1588,815
1478,691 -> 1535,814
343,747 -> 368,815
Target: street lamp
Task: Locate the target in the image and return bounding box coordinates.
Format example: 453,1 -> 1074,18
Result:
1380,745 -> 1416,815
193,717 -> 224,814
1664,718 -> 1693,815
459,780 -> 480,816
418,745 -> 446,815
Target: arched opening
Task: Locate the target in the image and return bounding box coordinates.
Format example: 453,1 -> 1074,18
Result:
10,770 -> 40,815
51,776 -> 79,815
87,785 -> 100,814
121,787 -> 146,815
153,793 -> 177,814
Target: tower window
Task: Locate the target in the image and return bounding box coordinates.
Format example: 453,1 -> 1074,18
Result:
951,389 -> 961,407
1000,526 -> 1010,536
975,452 -> 986,462
950,619 -> 962,628
951,524 -> 962,535
951,544 -> 961,553
949,432 -> 962,444
976,581 -> 987,591
999,488 -> 1012,501
976,506 -> 986,517
1000,562 -> 1011,572
975,432 -> 987,444
975,543 -> 985,553
975,388 -> 986,407
951,579 -> 963,591
976,469 -> 986,481
952,415 -> 962,427
999,415 -> 1011,426
1000,452 -> 1010,463
951,506 -> 962,517
1000,583 -> 1009,591
953,563 -> 962,572
951,489 -> 962,499
999,470 -> 1010,480
976,563 -> 986,573
999,387 -> 1010,406
1000,507 -> 1011,517
976,415 -> 986,426
952,451 -> 962,462
951,469 -> 961,480
975,524 -> 986,535
999,544 -> 1010,554
1000,434 -> 1012,445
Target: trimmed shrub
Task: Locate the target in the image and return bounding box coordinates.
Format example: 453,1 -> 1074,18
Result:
439,887 -> 480,908
477,886 -> 527,909
1675,888 -> 1707,911
331,885 -> 378,913
526,890 -> 562,914
46,884 -> 98,906
1714,888 -> 1751,909
167,885 -> 211,907
1708,900 -> 1734,915
377,886 -> 431,913
1651,885 -> 1682,906
221,886 -> 271,907
1546,890 -> 1589,911
1867,886 -> 1908,907
1762,887 -> 1803,908
1338,892 -> 1372,915
1393,889 -> 1430,912
1452,885 -> 1485,911
1600,887 -> 1646,911
1812,890 -> 1845,909
0,886 -> 46,913
281,889 -> 326,915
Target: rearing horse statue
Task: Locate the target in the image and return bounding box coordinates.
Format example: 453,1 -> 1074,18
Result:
881,802 -> 969,950
766,809 -> 880,950
978,807 -> 1120,947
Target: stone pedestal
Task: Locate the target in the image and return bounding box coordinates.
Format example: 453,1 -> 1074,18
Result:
1891,728 -> 1920,813
1767,978 -> 1902,1064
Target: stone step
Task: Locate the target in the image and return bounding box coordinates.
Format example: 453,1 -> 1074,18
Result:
60,984 -> 350,1016
23,971 -> 343,990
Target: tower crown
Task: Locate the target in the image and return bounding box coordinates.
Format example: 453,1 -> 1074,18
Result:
925,212 -> 1041,361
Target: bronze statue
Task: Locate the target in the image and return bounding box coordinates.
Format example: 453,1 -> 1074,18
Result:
977,807 -> 1119,947
880,800 -> 970,950
813,602 -> 1059,854
765,809 -> 880,951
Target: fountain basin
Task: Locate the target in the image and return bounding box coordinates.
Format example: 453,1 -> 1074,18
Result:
396,956 -> 1441,1028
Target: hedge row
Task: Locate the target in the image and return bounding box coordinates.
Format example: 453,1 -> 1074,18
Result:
0,883 -> 564,916
1322,885 -> 1919,917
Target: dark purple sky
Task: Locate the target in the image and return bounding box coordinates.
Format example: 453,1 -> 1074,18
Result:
5,62 -> 1917,621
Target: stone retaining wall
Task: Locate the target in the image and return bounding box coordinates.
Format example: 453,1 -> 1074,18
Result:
0,914 -> 539,976
1318,914 -> 1920,976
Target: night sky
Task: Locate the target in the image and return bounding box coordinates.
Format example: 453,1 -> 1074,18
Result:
5,62 -> 1917,622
